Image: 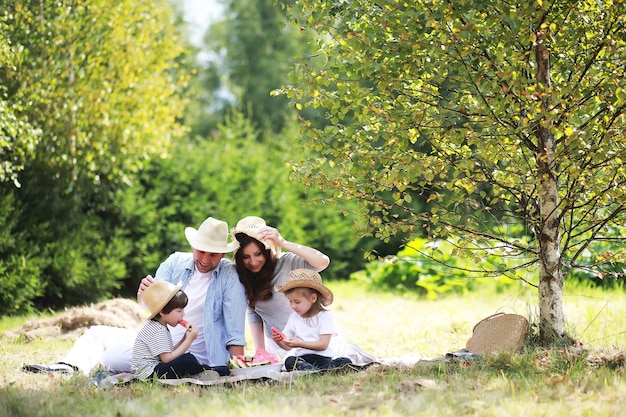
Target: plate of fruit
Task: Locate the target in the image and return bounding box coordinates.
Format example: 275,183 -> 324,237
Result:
228,348 -> 283,376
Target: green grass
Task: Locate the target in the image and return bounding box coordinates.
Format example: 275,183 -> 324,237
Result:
1,281 -> 625,417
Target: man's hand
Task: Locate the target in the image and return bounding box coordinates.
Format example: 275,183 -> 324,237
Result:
137,275 -> 154,296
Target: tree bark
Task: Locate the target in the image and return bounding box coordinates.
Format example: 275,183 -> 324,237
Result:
535,30 -> 565,343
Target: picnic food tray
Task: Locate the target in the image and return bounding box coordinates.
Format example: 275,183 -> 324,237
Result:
229,363 -> 282,376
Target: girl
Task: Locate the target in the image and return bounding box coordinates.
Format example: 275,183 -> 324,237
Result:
271,269 -> 352,371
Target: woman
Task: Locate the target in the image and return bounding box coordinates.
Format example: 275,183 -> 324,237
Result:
231,216 -> 330,354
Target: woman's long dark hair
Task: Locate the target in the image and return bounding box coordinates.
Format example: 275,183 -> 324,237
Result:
234,233 -> 278,309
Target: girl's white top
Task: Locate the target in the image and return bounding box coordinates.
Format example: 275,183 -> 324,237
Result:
282,309 -> 341,357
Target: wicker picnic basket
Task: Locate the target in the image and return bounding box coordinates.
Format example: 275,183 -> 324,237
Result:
465,312 -> 529,355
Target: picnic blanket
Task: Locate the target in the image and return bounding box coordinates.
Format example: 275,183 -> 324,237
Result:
93,363 -> 373,387
92,342 -> 378,387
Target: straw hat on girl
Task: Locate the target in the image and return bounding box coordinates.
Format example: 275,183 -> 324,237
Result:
275,269 -> 334,306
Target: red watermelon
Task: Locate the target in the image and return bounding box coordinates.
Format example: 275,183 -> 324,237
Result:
252,348 -> 280,365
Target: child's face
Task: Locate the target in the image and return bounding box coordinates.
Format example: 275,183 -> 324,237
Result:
161,307 -> 185,327
285,289 -> 317,316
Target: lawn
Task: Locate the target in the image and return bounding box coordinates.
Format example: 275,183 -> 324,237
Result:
0,280 -> 624,417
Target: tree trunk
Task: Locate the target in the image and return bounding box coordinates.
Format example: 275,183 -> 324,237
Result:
535,31 -> 565,343
537,166 -> 565,341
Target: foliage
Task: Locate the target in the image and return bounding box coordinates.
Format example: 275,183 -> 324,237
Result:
2,160 -> 135,308
0,0 -> 191,311
281,0 -> 626,338
0,0 -> 382,313
4,0 -> 188,193
117,111 -> 374,289
0,192 -> 44,315
352,233 -> 623,299
282,0 -> 626,277
0,15 -> 40,188
0,0 -> 404,315
202,0 -> 315,134
351,237 -> 519,298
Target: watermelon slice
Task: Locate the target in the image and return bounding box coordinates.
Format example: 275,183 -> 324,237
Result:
232,356 -> 247,368
228,357 -> 239,369
228,350 -> 280,368
271,326 -> 286,340
252,348 -> 280,365
178,319 -> 191,329
249,360 -> 271,367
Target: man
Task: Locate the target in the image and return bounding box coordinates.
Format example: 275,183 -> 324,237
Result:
23,217 -> 246,376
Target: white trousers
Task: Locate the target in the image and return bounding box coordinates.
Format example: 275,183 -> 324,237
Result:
61,325 -> 137,375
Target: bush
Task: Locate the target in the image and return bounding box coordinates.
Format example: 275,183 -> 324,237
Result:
115,113 -> 375,296
0,192 -> 45,315
351,237 -> 517,299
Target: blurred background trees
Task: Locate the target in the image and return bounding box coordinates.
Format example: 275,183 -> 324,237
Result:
0,0 -> 380,315
1,0 -> 189,313
1,0 -> 623,320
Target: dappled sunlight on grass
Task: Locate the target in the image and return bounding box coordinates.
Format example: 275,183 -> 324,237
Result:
561,290 -> 626,349
330,281 -> 535,358
329,280 -> 626,359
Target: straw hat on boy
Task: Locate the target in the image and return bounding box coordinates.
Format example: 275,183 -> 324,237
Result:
185,217 -> 239,253
230,216 -> 279,257
275,269 -> 334,306
142,280 -> 183,319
